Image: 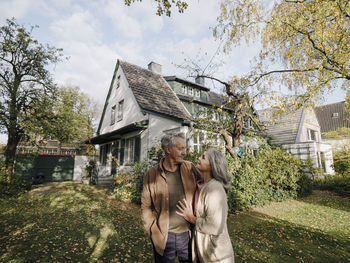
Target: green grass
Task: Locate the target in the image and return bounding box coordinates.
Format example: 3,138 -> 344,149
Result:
1,183 -> 349,263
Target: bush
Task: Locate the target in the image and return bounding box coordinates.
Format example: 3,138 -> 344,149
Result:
0,177 -> 32,198
228,146 -> 308,212
313,175 -> 350,197
332,146 -> 350,176
113,161 -> 153,204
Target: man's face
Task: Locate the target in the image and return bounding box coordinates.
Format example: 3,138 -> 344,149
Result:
166,137 -> 186,164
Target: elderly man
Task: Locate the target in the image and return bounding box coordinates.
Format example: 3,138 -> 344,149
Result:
141,132 -> 199,262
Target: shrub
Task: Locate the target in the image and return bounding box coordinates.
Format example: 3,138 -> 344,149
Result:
113,161 -> 153,204
314,175 -> 350,197
332,145 -> 350,176
0,177 -> 32,198
228,146 -> 307,212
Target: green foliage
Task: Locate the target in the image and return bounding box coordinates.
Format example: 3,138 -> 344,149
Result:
84,159 -> 98,185
44,86 -> 96,144
314,175 -> 350,197
228,147 -> 307,211
215,0 -> 350,107
0,18 -> 63,179
323,127 -> 350,139
0,176 -> 31,198
113,161 -> 153,204
124,0 -> 188,16
332,145 -> 350,176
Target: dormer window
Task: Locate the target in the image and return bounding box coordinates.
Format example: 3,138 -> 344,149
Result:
182,85 -> 187,94
332,112 -> 339,118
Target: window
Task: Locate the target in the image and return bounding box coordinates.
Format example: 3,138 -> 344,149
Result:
192,130 -> 225,152
116,75 -> 121,89
195,89 -> 200,97
111,105 -> 116,125
188,87 -> 193,96
182,85 -> 187,94
332,112 -> 339,118
117,100 -> 124,121
112,136 -> 140,165
307,129 -> 318,141
99,144 -> 111,165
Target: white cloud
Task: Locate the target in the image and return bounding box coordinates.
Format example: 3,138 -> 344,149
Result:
50,11 -> 102,43
170,0 -> 219,37
0,0 -> 34,21
102,0 -> 163,40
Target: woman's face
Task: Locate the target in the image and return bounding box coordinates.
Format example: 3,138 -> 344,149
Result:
196,152 -> 211,172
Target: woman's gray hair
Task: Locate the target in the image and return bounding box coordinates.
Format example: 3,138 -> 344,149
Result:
161,132 -> 185,151
206,148 -> 231,193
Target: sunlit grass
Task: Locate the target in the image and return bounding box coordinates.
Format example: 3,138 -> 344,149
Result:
0,182 -> 349,262
229,191 -> 350,263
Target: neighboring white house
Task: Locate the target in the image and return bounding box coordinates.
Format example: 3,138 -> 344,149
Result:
315,101 -> 350,151
258,107 -> 335,175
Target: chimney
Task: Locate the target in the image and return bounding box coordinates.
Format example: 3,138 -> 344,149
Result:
195,76 -> 205,86
148,61 -> 162,74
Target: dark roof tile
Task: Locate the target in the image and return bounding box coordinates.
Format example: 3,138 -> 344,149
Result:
315,101 -> 350,133
120,61 -> 191,121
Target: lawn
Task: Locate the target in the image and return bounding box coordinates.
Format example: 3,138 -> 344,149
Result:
0,182 -> 349,263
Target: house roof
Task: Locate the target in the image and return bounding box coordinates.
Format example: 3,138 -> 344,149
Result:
315,101 -> 350,133
119,61 -> 192,121
164,76 -> 210,91
257,107 -> 304,145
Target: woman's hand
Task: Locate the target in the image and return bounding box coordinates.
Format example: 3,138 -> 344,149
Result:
176,198 -> 196,225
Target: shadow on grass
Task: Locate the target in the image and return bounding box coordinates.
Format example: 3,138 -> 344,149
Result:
228,210 -> 350,263
2,183 -> 349,263
0,182 -> 153,263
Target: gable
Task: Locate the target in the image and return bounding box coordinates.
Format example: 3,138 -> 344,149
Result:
97,61 -> 145,135
258,108 -> 303,144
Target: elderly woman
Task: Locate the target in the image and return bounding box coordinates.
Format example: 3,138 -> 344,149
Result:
176,148 -> 234,263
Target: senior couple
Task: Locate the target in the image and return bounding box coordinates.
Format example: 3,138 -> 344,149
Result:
141,132 -> 234,262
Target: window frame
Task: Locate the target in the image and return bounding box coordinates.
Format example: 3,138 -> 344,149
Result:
117,100 -> 124,121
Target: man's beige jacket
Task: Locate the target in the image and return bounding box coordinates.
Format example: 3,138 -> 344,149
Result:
141,159 -> 198,256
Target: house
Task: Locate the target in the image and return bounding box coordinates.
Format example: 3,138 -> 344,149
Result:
16,139 -> 79,156
258,107 -> 335,175
315,101 -> 350,151
87,60 -> 232,184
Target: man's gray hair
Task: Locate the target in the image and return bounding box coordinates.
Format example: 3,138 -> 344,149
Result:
161,132 -> 185,151
206,148 -> 231,193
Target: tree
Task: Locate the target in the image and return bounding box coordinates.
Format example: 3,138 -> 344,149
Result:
124,0 -> 188,16
0,18 -> 63,181
45,86 -> 97,154
214,0 -> 350,107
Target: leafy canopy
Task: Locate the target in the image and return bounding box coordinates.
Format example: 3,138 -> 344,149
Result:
215,0 -> 350,107
124,0 -> 188,16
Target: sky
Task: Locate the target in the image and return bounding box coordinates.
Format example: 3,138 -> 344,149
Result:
0,0 -> 346,144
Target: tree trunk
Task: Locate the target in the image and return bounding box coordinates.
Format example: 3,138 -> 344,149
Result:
219,129 -> 237,158
4,132 -> 21,183
233,104 -> 244,147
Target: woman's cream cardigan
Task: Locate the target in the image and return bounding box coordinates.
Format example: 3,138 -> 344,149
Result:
194,179 -> 235,262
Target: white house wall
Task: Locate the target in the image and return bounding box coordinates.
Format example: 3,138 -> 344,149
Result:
323,138 -> 350,151
298,108 -> 322,142
139,113 -> 183,161
99,66 -> 146,135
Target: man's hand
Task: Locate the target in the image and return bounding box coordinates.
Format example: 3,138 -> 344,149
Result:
176,199 -> 196,225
